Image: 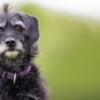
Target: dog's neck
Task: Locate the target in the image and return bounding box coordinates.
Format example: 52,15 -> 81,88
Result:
1,64 -> 32,84
0,54 -> 32,73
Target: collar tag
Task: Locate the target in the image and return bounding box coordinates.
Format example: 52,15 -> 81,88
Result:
13,73 -> 16,84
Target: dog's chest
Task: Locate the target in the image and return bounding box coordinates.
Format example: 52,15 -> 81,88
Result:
0,75 -> 38,100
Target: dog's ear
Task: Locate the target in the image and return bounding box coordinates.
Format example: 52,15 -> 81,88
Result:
29,16 -> 39,42
18,13 -> 39,56
26,15 -> 39,56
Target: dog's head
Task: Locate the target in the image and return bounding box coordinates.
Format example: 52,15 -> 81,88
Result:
0,4 -> 39,71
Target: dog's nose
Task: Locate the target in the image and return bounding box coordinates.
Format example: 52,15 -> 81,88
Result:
5,38 -> 16,47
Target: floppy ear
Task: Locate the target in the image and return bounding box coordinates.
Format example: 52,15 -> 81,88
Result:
29,16 -> 39,42
19,13 -> 39,56
28,16 -> 39,56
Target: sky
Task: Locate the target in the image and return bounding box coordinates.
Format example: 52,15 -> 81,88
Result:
1,0 -> 100,19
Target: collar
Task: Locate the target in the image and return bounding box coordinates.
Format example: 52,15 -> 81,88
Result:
1,65 -> 31,84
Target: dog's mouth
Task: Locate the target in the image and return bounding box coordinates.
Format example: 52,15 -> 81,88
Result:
0,49 -> 25,72
0,40 -> 25,60
4,50 -> 20,59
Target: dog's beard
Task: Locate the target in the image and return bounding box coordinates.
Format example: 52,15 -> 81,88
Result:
0,51 -> 26,72
0,41 -> 29,72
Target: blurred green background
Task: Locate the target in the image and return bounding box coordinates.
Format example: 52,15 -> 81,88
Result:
19,3 -> 100,100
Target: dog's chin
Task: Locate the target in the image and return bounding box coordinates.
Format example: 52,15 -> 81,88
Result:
0,50 -> 25,71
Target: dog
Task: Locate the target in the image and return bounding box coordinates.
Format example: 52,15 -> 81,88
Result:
0,4 -> 48,100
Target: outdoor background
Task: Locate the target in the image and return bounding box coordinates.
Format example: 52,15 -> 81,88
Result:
16,2 -> 100,100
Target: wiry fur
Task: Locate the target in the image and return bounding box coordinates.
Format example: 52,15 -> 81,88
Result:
0,4 -> 49,100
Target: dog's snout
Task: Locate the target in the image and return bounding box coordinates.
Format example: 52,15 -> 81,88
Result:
5,38 -> 16,47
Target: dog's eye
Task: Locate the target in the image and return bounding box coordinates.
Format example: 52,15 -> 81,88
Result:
0,27 -> 4,32
15,25 -> 23,32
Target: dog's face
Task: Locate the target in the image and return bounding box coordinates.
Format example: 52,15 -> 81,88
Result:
0,11 -> 39,71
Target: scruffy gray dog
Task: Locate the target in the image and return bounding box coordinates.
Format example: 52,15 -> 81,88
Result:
0,4 -> 48,100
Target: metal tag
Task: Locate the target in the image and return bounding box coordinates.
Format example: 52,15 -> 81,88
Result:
13,73 -> 16,84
